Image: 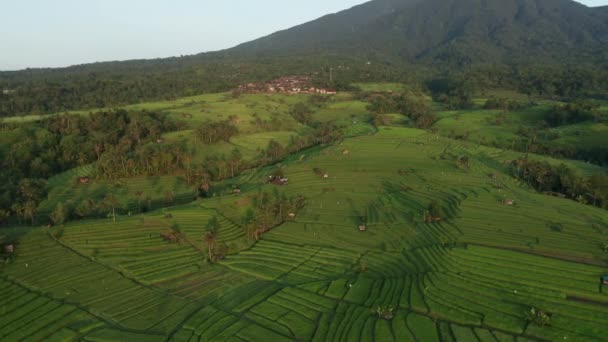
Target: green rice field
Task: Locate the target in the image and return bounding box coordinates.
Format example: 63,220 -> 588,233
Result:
1,87 -> 607,341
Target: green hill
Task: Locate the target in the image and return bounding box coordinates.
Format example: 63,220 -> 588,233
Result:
229,0 -> 608,65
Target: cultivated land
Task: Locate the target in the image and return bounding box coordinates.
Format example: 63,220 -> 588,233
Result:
1,84 -> 608,341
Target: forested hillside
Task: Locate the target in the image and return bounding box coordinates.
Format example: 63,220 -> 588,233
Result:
2,0 -> 608,117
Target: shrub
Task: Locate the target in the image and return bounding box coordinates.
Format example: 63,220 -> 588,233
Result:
371,305 -> 394,320
525,307 -> 551,326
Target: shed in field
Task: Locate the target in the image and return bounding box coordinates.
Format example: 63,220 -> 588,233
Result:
359,224 -> 367,232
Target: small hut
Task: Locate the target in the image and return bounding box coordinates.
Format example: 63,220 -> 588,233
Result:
288,213 -> 296,219
602,275 -> 608,285
503,199 -> 514,206
232,188 -> 242,195
78,177 -> 90,185
268,176 -> 289,185
200,183 -> 211,196
359,224 -> 367,232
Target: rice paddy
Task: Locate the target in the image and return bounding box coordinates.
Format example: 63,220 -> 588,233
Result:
1,88 -> 607,341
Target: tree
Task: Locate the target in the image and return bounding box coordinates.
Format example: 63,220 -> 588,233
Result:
164,190 -> 174,205
241,208 -> 256,243
229,148 -> 242,178
0,209 -> 10,225
428,201 -> 444,220
22,200 -> 38,226
135,190 -> 145,212
17,178 -> 47,204
203,231 -> 217,261
74,199 -> 96,218
50,202 -> 70,225
102,192 -> 119,222
290,102 -> 313,124
205,216 -> 221,235
265,140 -> 286,161
456,155 -> 469,169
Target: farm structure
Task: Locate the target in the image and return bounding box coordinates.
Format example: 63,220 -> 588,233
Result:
268,175 -> 289,185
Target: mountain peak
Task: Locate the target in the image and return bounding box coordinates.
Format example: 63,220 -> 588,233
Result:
226,0 -> 608,66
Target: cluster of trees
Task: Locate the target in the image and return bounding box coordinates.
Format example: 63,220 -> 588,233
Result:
427,78 -> 473,110
525,307 -> 552,327
483,97 -> 530,111
3,179 -> 47,225
289,102 -> 313,124
202,216 -> 229,262
363,92 -> 437,129
510,158 -> 608,209
194,120 -> 239,144
544,101 -> 605,127
183,122 -> 343,190
453,65 -> 608,99
97,143 -> 188,179
0,110 -> 177,224
241,190 -> 306,242
47,192 -> 129,226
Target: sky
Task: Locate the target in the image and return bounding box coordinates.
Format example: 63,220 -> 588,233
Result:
0,0 -> 606,71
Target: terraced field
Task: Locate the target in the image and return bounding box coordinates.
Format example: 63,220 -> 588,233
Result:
2,125 -> 607,341
38,167 -> 197,218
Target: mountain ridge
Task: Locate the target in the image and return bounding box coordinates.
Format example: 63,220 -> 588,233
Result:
223,0 -> 608,66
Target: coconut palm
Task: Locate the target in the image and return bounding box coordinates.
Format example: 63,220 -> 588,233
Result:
203,231 -> 217,261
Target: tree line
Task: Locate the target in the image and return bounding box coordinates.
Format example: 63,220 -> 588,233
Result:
510,157 -> 608,209
3,58 -> 607,118
360,92 -> 437,129
0,110 -> 177,224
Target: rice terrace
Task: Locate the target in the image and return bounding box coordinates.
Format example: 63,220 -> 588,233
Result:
2,0 -> 608,341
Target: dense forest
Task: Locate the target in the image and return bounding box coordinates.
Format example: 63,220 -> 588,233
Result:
510,158 -> 608,209
2,59 -> 607,118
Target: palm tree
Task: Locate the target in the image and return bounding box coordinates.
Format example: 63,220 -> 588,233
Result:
135,190 -> 144,212
102,193 -> 119,222
229,148 -> 242,178
203,231 -> 217,261
164,191 -> 174,205
241,208 -> 256,243
23,200 -> 37,226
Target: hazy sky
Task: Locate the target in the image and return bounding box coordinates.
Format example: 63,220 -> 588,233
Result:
1,0 -> 606,71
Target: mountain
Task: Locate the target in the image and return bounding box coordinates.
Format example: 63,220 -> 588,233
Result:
226,0 -> 608,65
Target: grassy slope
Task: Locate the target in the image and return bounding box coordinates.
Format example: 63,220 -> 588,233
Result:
1,85 -> 608,341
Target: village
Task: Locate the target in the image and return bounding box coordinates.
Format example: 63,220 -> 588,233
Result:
236,76 -> 337,95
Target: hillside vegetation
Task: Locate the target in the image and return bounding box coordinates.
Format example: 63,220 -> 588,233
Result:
1,83 -> 607,341
2,0 -> 608,117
